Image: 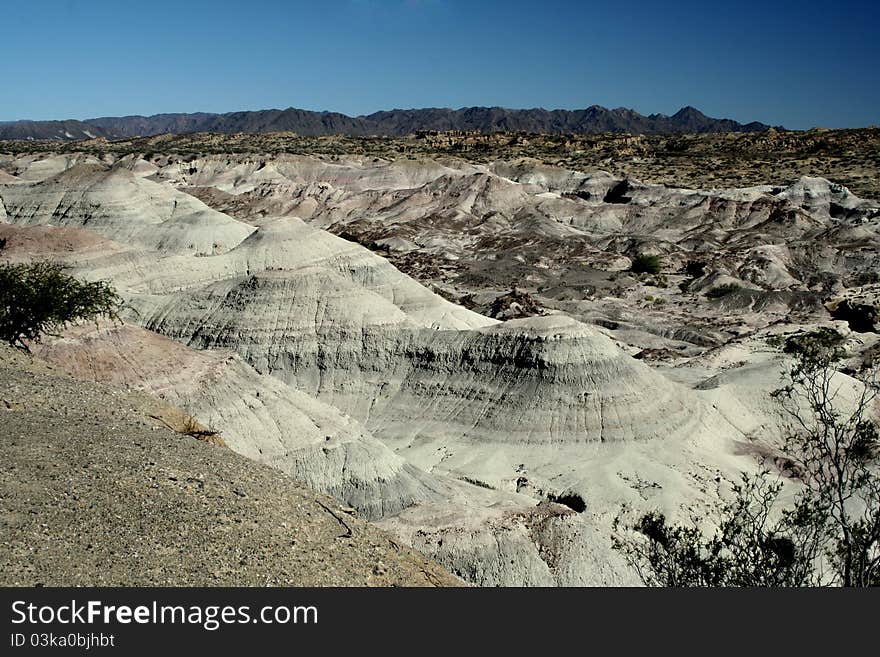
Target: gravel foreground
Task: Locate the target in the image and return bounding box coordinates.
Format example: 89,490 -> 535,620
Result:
0,345 -> 461,586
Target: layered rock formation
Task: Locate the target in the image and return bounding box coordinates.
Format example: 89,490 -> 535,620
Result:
34,321 -> 461,521
0,343 -> 461,586
2,149 -> 876,586
139,152 -> 879,356
0,162 -> 254,254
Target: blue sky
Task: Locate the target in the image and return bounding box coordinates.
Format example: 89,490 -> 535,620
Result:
2,0 -> 878,129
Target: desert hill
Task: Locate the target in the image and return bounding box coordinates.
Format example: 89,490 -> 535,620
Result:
0,344 -> 461,586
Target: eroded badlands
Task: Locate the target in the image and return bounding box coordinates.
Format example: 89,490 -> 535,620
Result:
2,148 -> 877,585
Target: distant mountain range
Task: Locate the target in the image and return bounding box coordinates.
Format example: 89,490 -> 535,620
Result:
0,105 -> 776,141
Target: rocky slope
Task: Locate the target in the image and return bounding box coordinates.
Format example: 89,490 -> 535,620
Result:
0,344 -> 461,586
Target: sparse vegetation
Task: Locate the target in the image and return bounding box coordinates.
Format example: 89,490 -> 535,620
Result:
180,415 -> 213,438
770,334 -> 879,586
612,472 -> 820,586
2,126 -> 878,198
0,261 -> 123,350
612,334 -> 880,586
776,326 -> 845,359
630,254 -> 663,275
11,124 -> 835,216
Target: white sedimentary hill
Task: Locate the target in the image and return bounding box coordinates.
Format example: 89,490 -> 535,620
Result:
0,153 -> 104,182
0,162 -> 254,254
67,215 -> 704,456
150,155 -> 878,336
3,151 -> 876,586
33,321 -> 461,521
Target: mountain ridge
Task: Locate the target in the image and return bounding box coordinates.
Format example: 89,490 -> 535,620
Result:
0,105 -> 777,141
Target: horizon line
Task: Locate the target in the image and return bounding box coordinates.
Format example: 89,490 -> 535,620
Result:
1,103 -> 776,126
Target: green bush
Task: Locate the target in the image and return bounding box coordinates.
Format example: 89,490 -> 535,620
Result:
612,473 -> 814,586
613,335 -> 880,587
0,261 -> 123,350
630,254 -> 662,275
778,327 -> 845,361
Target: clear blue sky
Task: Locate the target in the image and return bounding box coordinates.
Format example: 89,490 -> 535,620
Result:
2,0 -> 878,129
